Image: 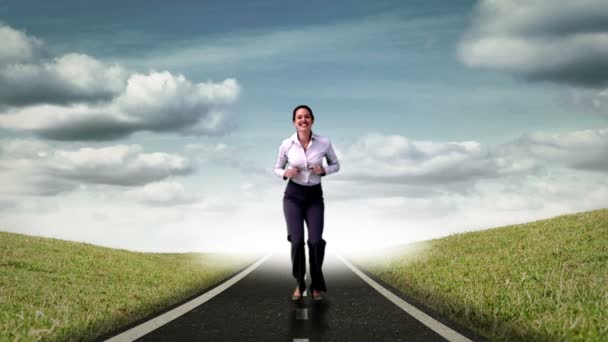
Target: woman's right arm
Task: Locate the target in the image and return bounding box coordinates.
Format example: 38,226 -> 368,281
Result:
274,143 -> 287,179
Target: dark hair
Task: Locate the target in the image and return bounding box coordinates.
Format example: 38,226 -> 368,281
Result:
292,105 -> 314,122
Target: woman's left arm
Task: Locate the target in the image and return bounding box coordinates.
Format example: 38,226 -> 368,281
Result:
323,141 -> 340,176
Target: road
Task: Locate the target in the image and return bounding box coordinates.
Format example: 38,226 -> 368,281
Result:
104,253 -> 486,342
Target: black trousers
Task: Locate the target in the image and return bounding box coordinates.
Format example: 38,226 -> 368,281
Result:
283,180 -> 327,293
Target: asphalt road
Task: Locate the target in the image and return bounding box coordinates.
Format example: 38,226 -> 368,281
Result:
106,253 -> 486,342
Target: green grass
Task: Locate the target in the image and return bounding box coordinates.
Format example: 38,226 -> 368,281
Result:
0,231 -> 256,341
354,208 -> 608,342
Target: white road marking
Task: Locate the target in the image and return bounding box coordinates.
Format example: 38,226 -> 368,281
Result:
105,254 -> 273,342
293,339 -> 309,342
296,308 -> 308,320
337,254 -> 473,342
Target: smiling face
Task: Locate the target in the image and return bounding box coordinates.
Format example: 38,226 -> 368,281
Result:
293,107 -> 314,135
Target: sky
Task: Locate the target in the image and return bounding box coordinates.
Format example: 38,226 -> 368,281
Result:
1,0 -> 607,253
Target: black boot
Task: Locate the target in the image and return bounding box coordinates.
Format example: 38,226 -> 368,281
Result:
291,241 -> 306,294
307,239 -> 327,292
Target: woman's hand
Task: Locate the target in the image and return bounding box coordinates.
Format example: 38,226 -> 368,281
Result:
284,167 -> 300,178
310,165 -> 325,175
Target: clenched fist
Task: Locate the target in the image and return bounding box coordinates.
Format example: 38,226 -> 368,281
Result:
284,167 -> 300,178
309,164 -> 325,175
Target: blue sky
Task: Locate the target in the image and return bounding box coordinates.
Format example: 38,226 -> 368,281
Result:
1,0 -> 607,253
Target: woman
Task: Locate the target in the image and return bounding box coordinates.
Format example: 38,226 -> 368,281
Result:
273,105 -> 340,301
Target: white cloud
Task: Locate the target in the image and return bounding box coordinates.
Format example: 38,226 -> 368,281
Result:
125,181 -> 198,206
185,142 -> 269,176
0,169 -> 77,196
0,138 -> 49,158
0,23 -> 125,106
0,72 -> 240,140
0,140 -> 194,196
2,127 -> 608,253
337,128 -> 608,191
0,23 -> 44,65
0,52 -> 127,106
48,144 -> 193,186
463,0 -> 608,37
184,142 -> 232,157
114,72 -> 239,133
338,133 -> 540,185
569,87 -> 608,113
0,23 -> 240,140
0,139 -> 76,196
0,198 -> 17,211
511,128 -> 608,171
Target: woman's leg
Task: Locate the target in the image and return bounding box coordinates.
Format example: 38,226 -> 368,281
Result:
305,198 -> 326,292
283,193 -> 306,294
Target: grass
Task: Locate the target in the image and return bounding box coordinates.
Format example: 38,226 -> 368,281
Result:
0,231 -> 256,341
354,208 -> 608,342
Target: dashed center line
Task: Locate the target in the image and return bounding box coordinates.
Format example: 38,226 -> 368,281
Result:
295,308 -> 308,320
293,339 -> 309,342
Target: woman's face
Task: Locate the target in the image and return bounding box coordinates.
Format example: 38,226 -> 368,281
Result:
293,107 -> 314,133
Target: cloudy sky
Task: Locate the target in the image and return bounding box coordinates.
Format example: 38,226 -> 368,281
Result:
1,0 -> 607,253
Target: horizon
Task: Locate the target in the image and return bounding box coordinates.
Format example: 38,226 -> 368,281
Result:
1,0 -> 608,253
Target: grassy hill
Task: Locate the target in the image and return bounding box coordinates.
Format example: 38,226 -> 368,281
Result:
0,232 -> 256,341
355,208 -> 608,341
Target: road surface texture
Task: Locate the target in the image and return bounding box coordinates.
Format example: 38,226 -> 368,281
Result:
103,253 -> 487,342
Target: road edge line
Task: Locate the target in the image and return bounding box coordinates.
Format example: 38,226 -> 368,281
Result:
337,254 -> 473,342
105,253 -> 273,342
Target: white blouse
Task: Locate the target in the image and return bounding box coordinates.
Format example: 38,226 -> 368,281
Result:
274,132 -> 340,186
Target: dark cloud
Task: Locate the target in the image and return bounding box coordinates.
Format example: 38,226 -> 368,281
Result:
460,0 -> 608,88
36,114 -> 137,141
524,51 -> 608,88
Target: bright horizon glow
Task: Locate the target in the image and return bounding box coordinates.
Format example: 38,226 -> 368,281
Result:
1,0 -> 608,254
